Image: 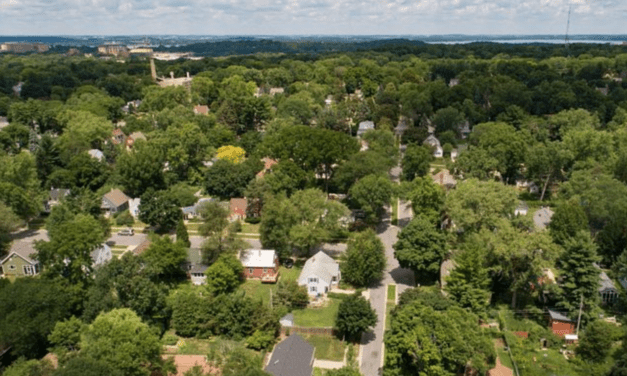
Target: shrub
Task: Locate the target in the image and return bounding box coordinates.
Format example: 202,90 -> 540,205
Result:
115,210 -> 135,227
245,330 -> 276,350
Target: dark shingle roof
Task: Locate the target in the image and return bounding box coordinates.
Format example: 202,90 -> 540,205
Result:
265,334 -> 314,376
548,310 -> 573,323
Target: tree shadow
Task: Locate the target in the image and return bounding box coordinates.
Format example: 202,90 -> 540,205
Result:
388,267 -> 415,286
10,228 -> 43,241
360,329 -> 377,346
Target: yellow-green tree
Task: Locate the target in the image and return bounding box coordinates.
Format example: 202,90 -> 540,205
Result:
216,145 -> 246,164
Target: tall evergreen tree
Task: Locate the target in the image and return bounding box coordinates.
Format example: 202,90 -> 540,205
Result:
176,218 -> 191,247
444,245 -> 491,316
557,231 -> 601,317
549,200 -> 588,246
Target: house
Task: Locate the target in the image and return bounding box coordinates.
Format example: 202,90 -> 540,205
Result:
240,249 -> 279,283
449,78 -> 460,87
269,87 -> 285,96
357,121 -> 375,137
88,149 -> 105,162
193,105 -> 209,115
91,244 -> 112,267
126,132 -> 146,150
44,188 -> 70,212
533,207 -> 554,231
431,169 -> 457,189
423,134 -> 443,158
111,128 -> 126,145
599,270 -> 619,305
547,310 -> 576,338
298,251 -> 341,296
256,157 -> 278,178
265,334 -> 315,376
459,121 -> 471,139
450,148 -> 458,161
1,243 -> 39,277
230,198 -> 247,221
515,201 -> 529,216
128,198 -> 141,219
101,189 -> 131,214
184,248 -> 208,285
122,100 -> 142,114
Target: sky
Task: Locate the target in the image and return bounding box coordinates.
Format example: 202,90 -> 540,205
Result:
0,0 -> 625,36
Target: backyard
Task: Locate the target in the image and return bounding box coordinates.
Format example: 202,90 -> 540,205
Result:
240,262 -> 303,307
292,298 -> 341,328
301,333 -> 347,361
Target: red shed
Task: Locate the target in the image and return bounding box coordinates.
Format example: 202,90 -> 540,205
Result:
547,310 -> 575,337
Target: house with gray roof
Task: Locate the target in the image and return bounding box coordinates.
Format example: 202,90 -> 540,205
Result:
265,334 -> 314,376
598,269 -> 619,305
91,244 -> 112,267
1,242 -> 39,277
357,121 -> 375,137
533,207 -> 554,231
298,251 -> 340,296
88,149 -> 105,162
184,248 -> 208,285
181,198 -> 214,220
424,134 -> 443,158
44,188 -> 71,213
101,189 -> 131,214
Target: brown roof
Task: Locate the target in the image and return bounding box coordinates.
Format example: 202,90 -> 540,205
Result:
103,189 -> 130,208
132,239 -> 151,256
432,169 -> 457,187
230,198 -> 247,217
194,105 -> 209,115
257,157 -> 278,178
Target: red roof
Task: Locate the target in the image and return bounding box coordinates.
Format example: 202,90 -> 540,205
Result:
230,198 -> 247,217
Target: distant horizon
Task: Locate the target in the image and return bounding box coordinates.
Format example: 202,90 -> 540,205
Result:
1,34 -> 626,37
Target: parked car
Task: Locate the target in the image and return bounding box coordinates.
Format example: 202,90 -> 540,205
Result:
118,228 -> 134,236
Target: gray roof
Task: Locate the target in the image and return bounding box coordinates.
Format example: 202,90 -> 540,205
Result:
533,207 -> 554,230
103,189 -> 130,208
265,334 -> 314,376
298,251 -> 340,286
189,264 -> 208,274
357,121 -> 375,135
91,244 -> 112,267
50,188 -> 70,201
424,134 -> 441,148
548,310 -> 573,323
599,271 -> 617,293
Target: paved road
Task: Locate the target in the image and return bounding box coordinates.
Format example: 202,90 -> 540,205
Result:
360,162 -> 414,376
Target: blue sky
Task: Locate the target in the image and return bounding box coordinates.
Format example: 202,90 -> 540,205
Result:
0,0 -> 624,35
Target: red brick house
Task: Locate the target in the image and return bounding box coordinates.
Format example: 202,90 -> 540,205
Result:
240,249 -> 278,283
230,198 -> 247,221
547,310 -> 575,338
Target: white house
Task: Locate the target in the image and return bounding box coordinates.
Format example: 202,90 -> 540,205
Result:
424,134 -> 443,158
298,251 -> 341,296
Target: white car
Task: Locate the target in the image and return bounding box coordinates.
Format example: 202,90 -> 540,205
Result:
117,228 -> 134,236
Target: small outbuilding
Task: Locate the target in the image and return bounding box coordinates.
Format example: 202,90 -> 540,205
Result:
547,310 -> 575,338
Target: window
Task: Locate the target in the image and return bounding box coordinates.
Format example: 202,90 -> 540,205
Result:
9,264 -> 15,270
249,268 -> 254,274
308,277 -> 318,283
263,268 -> 267,273
332,276 -> 337,282
310,286 -> 317,292
23,265 -> 35,276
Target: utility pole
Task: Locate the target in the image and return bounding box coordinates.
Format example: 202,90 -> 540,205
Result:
576,293 -> 583,336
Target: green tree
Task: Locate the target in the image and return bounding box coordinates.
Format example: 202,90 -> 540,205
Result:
2,358 -> 55,376
349,174 -> 394,223
48,316 -> 85,355
549,200 -> 589,246
393,214 -> 447,283
116,143 -> 165,198
260,194 -> 297,258
141,236 -> 188,283
138,189 -> 182,232
557,231 -> 601,317
81,309 -> 169,376
340,229 -> 386,287
0,279 -> 73,359
326,367 -> 362,376
197,200 -> 247,264
35,214 -> 105,285
333,151 -> 390,193
0,202 -> 23,256
402,176 -> 445,223
444,245 -> 491,316
335,293 -> 377,341
205,255 -> 244,295
53,356 -> 123,376
205,159 -> 259,199
274,280 -> 309,309
444,179 -> 518,233
401,144 -> 432,181
433,106 -> 465,134
176,218 -> 191,247
577,320 -> 620,363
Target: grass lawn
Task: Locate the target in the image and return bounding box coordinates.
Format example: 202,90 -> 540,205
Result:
391,197 -> 398,225
240,265 -> 303,307
386,285 -> 396,330
497,347 -> 515,370
234,233 -> 260,239
302,334 -> 346,361
241,223 -> 260,234
185,223 -> 201,232
293,298 -> 341,328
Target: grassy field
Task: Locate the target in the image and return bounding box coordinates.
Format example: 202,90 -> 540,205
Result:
241,223 -> 260,234
391,197 -> 398,225
293,298 -> 341,328
302,334 -> 346,361
386,284 -> 396,330
497,346 -> 515,370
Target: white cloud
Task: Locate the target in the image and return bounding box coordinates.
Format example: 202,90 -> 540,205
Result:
0,0 -> 624,34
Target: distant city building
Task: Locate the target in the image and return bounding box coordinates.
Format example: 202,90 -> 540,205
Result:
129,47 -> 153,55
0,42 -> 49,53
97,43 -> 129,57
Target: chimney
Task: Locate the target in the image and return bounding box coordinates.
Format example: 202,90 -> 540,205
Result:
186,72 -> 190,79
170,71 -> 174,79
